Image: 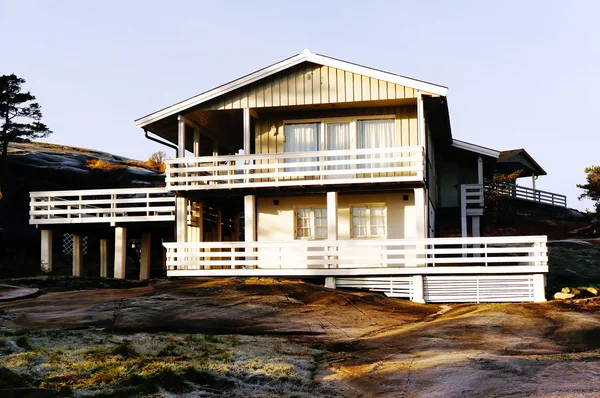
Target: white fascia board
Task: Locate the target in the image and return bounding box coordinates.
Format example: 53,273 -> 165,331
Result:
307,53 -> 448,97
135,50 -> 449,128
452,139 -> 500,158
135,52 -> 310,128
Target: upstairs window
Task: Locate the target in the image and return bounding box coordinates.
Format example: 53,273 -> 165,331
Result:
295,207 -> 327,239
351,204 -> 387,238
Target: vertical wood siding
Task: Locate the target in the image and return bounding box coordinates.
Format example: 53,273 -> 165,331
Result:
203,63 -> 430,110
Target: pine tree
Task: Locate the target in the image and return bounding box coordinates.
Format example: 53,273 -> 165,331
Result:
0,74 -> 52,156
0,74 -> 52,199
578,166 -> 600,215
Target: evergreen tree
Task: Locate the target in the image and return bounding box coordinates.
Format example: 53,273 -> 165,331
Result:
578,166 -> 600,215
0,74 -> 52,156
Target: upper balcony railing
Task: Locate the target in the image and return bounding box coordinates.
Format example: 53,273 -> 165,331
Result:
30,187 -> 175,225
485,182 -> 567,208
165,146 -> 424,191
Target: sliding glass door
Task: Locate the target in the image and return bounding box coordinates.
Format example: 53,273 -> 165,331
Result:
284,123 -> 320,171
357,119 -> 396,168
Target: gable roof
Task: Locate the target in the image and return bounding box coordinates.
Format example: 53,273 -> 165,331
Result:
497,148 -> 547,176
135,49 -> 448,128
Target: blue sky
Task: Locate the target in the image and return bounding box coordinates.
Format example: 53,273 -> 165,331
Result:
1,0 -> 598,210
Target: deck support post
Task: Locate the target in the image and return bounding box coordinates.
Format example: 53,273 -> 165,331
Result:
139,232 -> 151,280
477,156 -> 483,185
40,230 -> 52,273
414,188 -> 427,266
472,216 -> 480,238
533,273 -> 546,302
114,227 -> 127,279
177,115 -> 186,157
244,195 -> 256,268
326,192 -> 338,273
412,275 -> 425,303
72,234 -> 83,277
532,174 -> 536,190
243,108 -> 251,154
216,209 -> 222,242
193,128 -> 200,157
176,197 -> 188,243
324,277 -> 336,289
416,91 -> 425,147
100,239 -> 108,278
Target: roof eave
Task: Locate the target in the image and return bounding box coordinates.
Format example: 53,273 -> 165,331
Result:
451,139 -> 500,158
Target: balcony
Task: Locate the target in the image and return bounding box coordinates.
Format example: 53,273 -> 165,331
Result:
165,146 -> 424,191
163,235 -> 548,276
30,188 -> 175,225
485,182 -> 567,208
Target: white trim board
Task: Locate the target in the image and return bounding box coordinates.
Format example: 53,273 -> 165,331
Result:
135,49 -> 449,128
452,139 -> 500,158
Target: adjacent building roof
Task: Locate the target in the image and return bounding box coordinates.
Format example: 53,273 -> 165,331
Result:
135,49 -> 448,128
497,148 -> 547,177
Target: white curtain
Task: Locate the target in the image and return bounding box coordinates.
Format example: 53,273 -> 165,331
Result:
357,119 -> 396,168
326,122 -> 351,170
284,123 -> 320,171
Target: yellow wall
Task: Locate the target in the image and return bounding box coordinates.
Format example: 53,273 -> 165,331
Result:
257,192 -> 417,241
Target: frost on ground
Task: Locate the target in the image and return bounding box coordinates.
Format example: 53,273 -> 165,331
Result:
0,329 -> 338,397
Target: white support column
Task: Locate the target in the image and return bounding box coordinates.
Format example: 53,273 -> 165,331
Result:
324,277 -> 336,289
139,232 -> 151,280
176,196 -> 188,243
533,273 -> 546,302
100,239 -> 108,278
72,234 -> 82,277
412,275 -> 425,303
326,192 -> 338,272
114,227 -> 127,279
414,188 -> 427,267
193,128 -> 200,157
532,174 -> 536,190
40,230 -> 52,273
216,209 -> 222,242
177,115 -> 186,158
414,188 -> 426,239
416,91 -> 425,147
243,108 -> 251,154
472,216 -> 481,238
477,156 -> 483,186
327,192 -> 338,240
244,195 -> 256,268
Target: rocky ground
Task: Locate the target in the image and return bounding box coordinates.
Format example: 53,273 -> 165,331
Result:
0,277 -> 599,397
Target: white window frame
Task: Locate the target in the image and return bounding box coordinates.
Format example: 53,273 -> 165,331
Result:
350,203 -> 387,239
294,206 -> 328,240
282,115 -> 396,151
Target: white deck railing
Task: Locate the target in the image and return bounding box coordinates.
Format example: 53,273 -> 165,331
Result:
165,146 -> 424,191
486,182 -> 567,208
30,187 -> 176,225
164,236 -> 547,275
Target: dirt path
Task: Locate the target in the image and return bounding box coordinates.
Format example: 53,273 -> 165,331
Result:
1,278 -> 599,397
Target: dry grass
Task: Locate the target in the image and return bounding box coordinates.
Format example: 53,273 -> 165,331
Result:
0,329 -> 336,397
86,159 -> 126,171
124,159 -> 165,173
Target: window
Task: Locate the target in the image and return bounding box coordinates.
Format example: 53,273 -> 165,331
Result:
284,123 -> 320,171
351,204 -> 387,238
295,207 -> 327,239
357,119 -> 396,168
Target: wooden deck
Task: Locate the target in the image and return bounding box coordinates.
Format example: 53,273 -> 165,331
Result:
165,146 -> 424,191
29,187 -> 175,225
